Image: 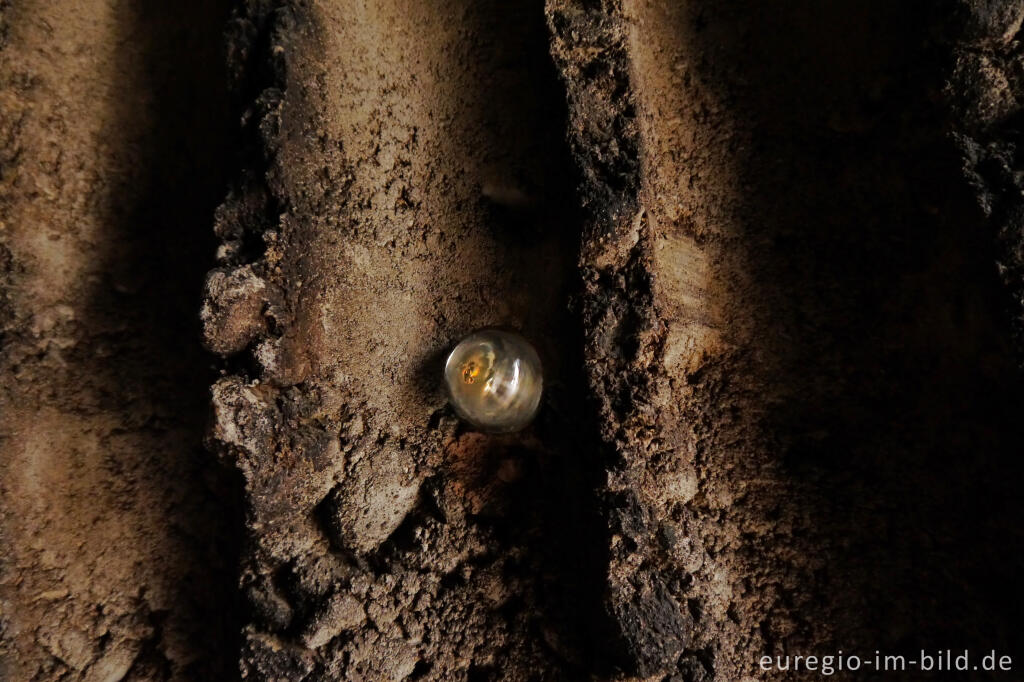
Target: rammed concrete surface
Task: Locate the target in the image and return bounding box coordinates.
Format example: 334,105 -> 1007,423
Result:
2,1 -> 1023,680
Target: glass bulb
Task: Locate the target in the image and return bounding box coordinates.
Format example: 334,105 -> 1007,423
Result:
443,328 -> 543,433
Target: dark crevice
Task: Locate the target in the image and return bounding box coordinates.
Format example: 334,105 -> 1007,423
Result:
462,1 -> 615,676
85,0 -> 242,678
683,0 -> 1024,660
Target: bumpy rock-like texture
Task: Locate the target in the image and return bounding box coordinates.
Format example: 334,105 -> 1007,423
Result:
548,0 -> 1024,679
208,0 -> 1024,679
5,0 -> 1024,680
0,1 -> 238,680
206,1 -> 602,679
950,0 -> 1024,364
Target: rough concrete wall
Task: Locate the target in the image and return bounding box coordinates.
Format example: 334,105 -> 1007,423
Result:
549,0 -> 1024,679
0,1 -> 237,679
951,1 -> 1024,364
204,1 -> 602,679
2,1 -> 1023,681
206,0 -> 1024,679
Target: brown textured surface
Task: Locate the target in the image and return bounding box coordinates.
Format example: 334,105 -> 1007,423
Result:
0,1 -> 237,679
205,1 -> 600,679
551,0 -> 1024,678
3,0 -> 1024,680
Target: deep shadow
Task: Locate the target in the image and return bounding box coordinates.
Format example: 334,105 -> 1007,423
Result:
450,0 -> 614,675
684,0 -> 1024,671
84,1 -> 241,678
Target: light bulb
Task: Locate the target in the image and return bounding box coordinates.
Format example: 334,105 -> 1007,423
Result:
443,328 -> 543,433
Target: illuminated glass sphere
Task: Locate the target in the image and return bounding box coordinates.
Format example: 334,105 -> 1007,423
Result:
443,328 -> 543,433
